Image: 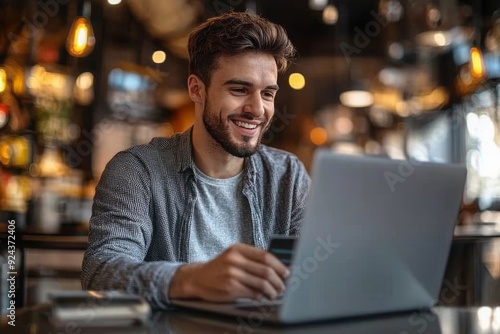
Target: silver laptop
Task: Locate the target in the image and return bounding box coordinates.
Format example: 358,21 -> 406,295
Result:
171,150 -> 467,324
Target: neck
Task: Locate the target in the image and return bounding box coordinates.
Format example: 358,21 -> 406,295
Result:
191,124 -> 245,179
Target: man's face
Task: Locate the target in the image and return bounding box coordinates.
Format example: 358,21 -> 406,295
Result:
202,52 -> 278,157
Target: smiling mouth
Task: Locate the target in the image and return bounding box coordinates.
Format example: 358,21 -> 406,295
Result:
233,120 -> 259,129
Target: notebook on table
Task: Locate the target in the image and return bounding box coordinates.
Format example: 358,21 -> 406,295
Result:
171,151 -> 467,324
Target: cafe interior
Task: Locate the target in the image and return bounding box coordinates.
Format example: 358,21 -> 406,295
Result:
1,0 -> 500,332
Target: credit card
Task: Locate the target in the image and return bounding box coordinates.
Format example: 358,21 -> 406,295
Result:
267,236 -> 297,267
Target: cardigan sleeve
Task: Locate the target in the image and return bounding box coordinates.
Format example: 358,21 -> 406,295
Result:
81,151 -> 183,309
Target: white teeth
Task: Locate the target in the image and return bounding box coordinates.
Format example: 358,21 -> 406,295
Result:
234,121 -> 257,129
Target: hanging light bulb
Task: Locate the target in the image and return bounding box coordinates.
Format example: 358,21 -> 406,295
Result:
66,17 -> 95,57
66,2 -> 95,57
470,46 -> 485,79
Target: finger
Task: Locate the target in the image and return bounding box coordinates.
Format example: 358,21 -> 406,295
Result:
190,263 -> 263,302
228,266 -> 282,300
222,246 -> 286,296
240,261 -> 286,296
235,244 -> 290,279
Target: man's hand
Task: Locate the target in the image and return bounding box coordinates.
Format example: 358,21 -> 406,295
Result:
168,243 -> 290,302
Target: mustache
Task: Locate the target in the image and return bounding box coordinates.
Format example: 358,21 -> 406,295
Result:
228,113 -> 268,123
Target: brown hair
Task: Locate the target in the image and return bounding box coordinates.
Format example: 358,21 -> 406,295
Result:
188,11 -> 297,86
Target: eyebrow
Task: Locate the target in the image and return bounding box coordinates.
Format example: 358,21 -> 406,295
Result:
223,79 -> 279,91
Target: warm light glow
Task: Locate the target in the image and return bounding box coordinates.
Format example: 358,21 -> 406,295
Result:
310,127 -> 328,145
322,5 -> 339,25
66,17 -> 96,57
0,136 -> 29,167
75,72 -> 94,105
0,141 -> 10,165
38,146 -> 67,177
408,87 -> 449,111
340,90 -> 374,108
470,47 -> 485,78
0,68 -> 6,93
76,72 -> 94,90
12,66 -> 24,96
433,32 -> 448,46
416,31 -> 451,47
289,73 -> 306,90
107,0 -> 122,5
152,50 -> 167,64
335,116 -> 354,135
26,65 -> 74,99
395,101 -> 409,116
388,42 -> 404,60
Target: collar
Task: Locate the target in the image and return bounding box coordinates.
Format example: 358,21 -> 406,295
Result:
176,126 -> 195,173
176,126 -> 257,185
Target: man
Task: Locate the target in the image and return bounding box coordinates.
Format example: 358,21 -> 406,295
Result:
81,11 -> 310,309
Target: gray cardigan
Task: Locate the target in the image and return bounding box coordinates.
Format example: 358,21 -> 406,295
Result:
81,128 -> 311,309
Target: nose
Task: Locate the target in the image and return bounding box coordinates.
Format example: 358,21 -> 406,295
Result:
243,92 -> 265,118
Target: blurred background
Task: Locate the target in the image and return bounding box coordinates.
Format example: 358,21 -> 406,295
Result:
0,0 -> 499,306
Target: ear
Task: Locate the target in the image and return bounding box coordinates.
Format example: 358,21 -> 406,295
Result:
187,74 -> 205,104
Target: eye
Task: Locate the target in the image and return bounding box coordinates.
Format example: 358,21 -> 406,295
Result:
230,87 -> 247,95
262,91 -> 276,101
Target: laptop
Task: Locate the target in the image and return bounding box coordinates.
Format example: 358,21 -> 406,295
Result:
171,150 -> 467,324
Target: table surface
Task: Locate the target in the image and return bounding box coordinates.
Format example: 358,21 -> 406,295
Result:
1,305 -> 499,334
454,224 -> 500,239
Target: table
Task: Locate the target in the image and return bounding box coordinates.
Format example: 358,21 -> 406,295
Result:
441,224 -> 500,306
1,304 -> 499,333
454,224 -> 500,239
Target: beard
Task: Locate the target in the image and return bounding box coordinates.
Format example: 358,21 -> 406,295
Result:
202,96 -> 270,158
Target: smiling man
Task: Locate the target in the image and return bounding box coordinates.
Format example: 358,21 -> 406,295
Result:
82,11 -> 311,309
